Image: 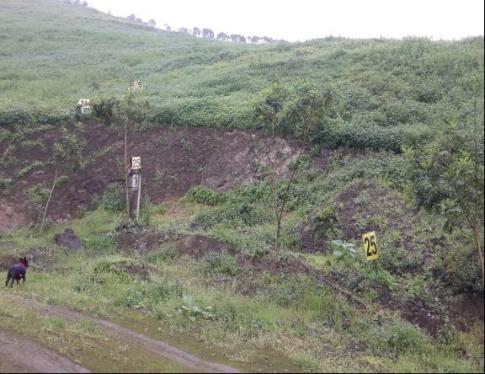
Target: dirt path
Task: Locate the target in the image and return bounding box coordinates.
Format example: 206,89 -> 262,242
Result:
0,331 -> 89,373
3,295 -> 240,373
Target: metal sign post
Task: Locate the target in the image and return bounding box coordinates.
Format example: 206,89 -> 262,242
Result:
129,156 -> 142,222
136,174 -> 142,222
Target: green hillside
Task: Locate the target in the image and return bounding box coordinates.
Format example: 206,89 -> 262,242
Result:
1,0 -> 483,150
0,1 -> 484,372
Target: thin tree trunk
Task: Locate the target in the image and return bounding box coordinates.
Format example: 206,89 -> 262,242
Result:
124,121 -> 130,218
274,150 -> 302,248
40,169 -> 58,233
471,223 -> 485,289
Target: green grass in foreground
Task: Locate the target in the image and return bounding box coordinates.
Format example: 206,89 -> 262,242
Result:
1,201 -> 483,372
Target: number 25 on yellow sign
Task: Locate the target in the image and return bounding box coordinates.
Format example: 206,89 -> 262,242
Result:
362,231 -> 379,261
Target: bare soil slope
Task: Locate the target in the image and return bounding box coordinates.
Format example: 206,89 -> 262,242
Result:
0,123 -> 304,231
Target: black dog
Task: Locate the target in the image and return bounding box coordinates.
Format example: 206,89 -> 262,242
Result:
5,257 -> 28,287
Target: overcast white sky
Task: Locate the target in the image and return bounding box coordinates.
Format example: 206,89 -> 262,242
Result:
86,0 -> 484,42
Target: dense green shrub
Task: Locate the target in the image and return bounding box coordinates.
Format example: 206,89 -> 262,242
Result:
444,245 -> 482,292
186,185 -> 225,206
370,320 -> 429,356
313,122 -> 433,152
192,202 -> 272,229
92,97 -> 120,125
102,183 -> 125,212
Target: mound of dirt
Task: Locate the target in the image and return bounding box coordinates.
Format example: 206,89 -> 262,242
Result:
298,221 -> 328,253
53,228 -> 83,250
237,253 -> 309,275
448,292 -> 484,331
94,260 -> 151,281
115,222 -> 178,252
174,234 -> 235,258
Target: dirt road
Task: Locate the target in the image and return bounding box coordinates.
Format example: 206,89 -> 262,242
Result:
1,295 -> 240,373
0,331 -> 89,373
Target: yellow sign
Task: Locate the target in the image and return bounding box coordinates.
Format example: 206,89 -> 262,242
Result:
131,156 -> 141,170
362,231 -> 378,261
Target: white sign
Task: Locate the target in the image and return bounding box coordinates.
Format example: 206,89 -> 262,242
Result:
131,157 -> 141,170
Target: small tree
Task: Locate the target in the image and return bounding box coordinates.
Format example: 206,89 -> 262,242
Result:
405,122 -> 484,288
216,32 -> 228,41
40,129 -> 82,232
192,27 -> 201,37
255,82 -> 332,247
202,28 -> 214,39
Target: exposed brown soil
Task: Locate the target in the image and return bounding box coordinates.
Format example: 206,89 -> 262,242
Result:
174,234 -> 236,258
448,292 -> 484,331
0,200 -> 26,232
237,253 -> 309,275
298,222 -> 328,253
115,223 -> 178,253
0,123 -> 307,232
53,228 -> 83,250
375,286 -> 443,335
0,331 -> 89,373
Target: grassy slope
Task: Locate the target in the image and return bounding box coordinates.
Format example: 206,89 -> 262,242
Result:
0,0 -> 483,133
0,1 -> 484,372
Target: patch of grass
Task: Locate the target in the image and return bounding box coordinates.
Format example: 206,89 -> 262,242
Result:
203,253 -> 239,276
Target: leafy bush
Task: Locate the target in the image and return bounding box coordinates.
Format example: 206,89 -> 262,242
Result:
55,175 -> 69,187
102,183 -> 125,212
116,287 -> 145,308
178,295 -> 215,321
376,321 -> 429,356
92,97 -> 120,125
186,185 -> 225,206
192,202 -> 272,229
444,244 -> 482,292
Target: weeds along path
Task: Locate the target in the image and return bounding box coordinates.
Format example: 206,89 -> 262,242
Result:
2,294 -> 240,373
0,330 -> 90,373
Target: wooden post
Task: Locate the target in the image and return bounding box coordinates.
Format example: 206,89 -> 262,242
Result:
136,173 -> 142,223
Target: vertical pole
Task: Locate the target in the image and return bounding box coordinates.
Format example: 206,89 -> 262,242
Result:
373,260 -> 378,274
136,173 -> 142,223
124,122 -> 130,218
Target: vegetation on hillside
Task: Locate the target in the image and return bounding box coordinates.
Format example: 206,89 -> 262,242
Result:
0,0 -> 483,372
1,0 -> 483,152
